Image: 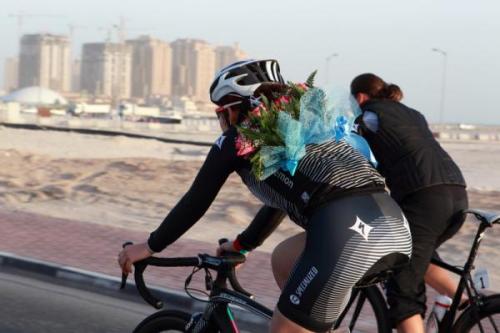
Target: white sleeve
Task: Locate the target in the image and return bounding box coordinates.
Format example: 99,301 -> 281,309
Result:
363,111 -> 379,132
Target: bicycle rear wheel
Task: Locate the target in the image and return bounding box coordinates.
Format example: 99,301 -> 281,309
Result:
334,285 -> 391,333
133,310 -> 191,333
453,294 -> 500,333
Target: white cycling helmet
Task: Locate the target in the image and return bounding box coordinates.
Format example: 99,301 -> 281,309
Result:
210,59 -> 285,106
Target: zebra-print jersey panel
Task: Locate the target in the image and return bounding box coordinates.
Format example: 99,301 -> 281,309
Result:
310,216 -> 412,323
237,139 -> 385,227
299,140 -> 385,189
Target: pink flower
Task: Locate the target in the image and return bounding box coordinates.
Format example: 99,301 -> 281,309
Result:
273,95 -> 291,108
250,106 -> 261,117
296,83 -> 308,91
235,135 -> 256,157
278,95 -> 291,104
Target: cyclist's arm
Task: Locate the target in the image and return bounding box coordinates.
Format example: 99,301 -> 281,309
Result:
236,206 -> 287,251
147,131 -> 237,253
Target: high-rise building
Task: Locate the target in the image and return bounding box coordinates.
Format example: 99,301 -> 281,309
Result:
3,57 -> 19,92
214,43 -> 248,72
126,36 -> 172,99
71,59 -> 81,92
18,34 -> 71,92
171,39 -> 215,104
80,42 -> 132,99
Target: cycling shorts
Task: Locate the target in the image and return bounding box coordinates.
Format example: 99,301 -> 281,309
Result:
277,192 -> 412,332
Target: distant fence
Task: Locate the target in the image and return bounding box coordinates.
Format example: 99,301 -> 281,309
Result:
0,109 -> 221,146
0,122 -> 214,147
435,131 -> 500,142
1,109 -> 499,143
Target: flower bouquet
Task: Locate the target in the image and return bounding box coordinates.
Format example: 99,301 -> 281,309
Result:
236,71 -> 367,180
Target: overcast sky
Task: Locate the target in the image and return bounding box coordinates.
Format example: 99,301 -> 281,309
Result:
1,0 -> 499,124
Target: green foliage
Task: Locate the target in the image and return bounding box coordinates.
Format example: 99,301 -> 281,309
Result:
235,72 -> 317,178
305,70 -> 317,88
250,152 -> 264,179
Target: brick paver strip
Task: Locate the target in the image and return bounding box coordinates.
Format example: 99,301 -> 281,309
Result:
0,209 -> 279,307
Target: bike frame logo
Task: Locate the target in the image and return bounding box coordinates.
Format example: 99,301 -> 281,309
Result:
290,266 -> 318,305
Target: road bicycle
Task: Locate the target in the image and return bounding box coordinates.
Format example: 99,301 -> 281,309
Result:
334,209 -> 500,333
123,208 -> 500,332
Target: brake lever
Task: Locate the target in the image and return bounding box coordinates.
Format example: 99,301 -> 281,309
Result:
228,268 -> 253,298
120,241 -> 133,290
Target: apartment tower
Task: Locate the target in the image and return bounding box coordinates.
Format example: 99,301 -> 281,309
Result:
18,34 -> 71,92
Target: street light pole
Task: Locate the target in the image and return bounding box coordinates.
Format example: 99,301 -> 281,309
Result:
325,53 -> 339,86
432,48 -> 448,124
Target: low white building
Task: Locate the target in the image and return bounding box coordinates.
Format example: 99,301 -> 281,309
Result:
1,86 -> 68,106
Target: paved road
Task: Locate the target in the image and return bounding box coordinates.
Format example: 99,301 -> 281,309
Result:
0,270 -> 155,333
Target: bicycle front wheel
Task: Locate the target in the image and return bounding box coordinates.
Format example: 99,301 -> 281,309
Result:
453,294 -> 500,333
334,285 -> 391,333
133,310 -> 191,333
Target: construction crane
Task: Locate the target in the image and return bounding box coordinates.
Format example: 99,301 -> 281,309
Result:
8,11 -> 65,39
68,24 -> 87,43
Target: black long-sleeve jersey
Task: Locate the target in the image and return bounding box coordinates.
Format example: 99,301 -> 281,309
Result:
148,126 -> 385,252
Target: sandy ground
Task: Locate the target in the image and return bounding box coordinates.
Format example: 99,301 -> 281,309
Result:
1,126 -> 499,289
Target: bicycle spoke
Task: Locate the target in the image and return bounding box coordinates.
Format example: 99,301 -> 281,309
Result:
477,316 -> 486,333
488,315 -> 500,333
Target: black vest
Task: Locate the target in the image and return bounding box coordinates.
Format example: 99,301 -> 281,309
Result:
358,100 -> 466,202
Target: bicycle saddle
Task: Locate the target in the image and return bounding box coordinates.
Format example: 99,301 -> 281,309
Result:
463,209 -> 500,226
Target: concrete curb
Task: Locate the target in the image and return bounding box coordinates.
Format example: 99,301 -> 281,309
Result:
0,122 -> 213,147
0,252 -> 268,330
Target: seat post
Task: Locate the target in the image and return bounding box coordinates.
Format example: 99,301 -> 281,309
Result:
442,221 -> 490,329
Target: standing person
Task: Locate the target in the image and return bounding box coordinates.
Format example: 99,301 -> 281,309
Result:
350,73 -> 468,333
118,60 -> 412,333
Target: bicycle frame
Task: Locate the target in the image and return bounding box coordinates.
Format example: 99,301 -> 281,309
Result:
193,256 -> 273,333
333,212 -> 498,333
193,288 -> 273,333
127,210 -> 500,332
435,219 -> 491,331
129,251 -> 274,332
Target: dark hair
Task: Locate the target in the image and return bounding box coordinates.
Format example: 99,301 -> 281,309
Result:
350,73 -> 403,102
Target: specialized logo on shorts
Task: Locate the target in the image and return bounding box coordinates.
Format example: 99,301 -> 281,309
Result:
289,294 -> 300,305
349,216 -> 373,241
290,266 -> 318,305
214,135 -> 226,150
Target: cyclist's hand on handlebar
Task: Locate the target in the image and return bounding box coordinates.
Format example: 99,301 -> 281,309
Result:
118,242 -> 153,275
216,239 -> 247,269
216,239 -> 238,256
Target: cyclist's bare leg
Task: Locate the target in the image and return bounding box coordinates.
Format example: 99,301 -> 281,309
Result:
425,263 -> 467,303
396,315 -> 425,333
269,307 -> 317,333
394,263 -> 459,332
271,232 -> 305,290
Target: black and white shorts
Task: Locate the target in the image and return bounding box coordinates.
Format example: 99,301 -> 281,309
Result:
277,192 -> 412,332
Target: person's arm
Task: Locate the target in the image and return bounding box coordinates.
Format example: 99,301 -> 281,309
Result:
234,205 -> 287,251
148,131 -> 237,252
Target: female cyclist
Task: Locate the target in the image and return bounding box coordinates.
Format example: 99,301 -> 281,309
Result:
350,73 -> 468,333
119,60 -> 412,333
